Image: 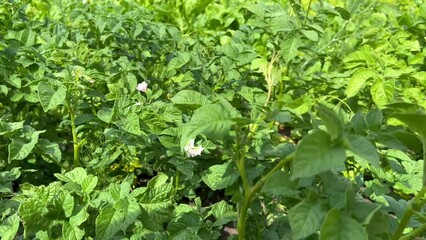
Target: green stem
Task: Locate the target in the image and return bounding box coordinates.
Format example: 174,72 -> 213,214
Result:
400,222 -> 426,240
69,107 -> 79,167
251,152 -> 295,197
303,0 -> 313,25
237,152 -> 295,240
423,138 -> 426,187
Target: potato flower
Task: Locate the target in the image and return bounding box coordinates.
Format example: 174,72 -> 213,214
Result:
136,82 -> 148,92
184,139 -> 204,158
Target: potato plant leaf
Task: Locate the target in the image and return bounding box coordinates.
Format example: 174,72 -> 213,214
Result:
0,213 -> 20,240
320,208 -> 368,240
346,135 -> 380,167
345,68 -> 377,97
181,101 -> 239,149
38,81 -> 67,112
171,90 -> 210,108
315,104 -> 344,141
95,204 -> 125,240
202,162 -> 239,190
289,199 -> 325,240
8,126 -> 45,162
280,33 -> 301,63
292,130 -> 346,179
370,79 -> 395,107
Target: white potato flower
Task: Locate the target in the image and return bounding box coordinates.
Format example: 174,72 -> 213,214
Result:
184,139 -> 204,158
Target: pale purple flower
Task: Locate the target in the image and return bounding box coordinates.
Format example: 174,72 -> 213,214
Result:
136,82 -> 148,92
184,139 -> 204,158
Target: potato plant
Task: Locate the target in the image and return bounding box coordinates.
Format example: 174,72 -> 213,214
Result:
1,0 -> 426,239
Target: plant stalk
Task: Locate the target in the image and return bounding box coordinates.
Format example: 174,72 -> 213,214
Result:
237,152 -> 295,240
69,107 -> 80,167
400,222 -> 426,240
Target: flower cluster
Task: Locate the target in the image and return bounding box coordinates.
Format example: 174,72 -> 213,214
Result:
184,139 -> 204,158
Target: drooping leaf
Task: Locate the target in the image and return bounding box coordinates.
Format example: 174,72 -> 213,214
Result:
62,193 -> 74,218
292,130 -> 346,179
97,108 -> 116,123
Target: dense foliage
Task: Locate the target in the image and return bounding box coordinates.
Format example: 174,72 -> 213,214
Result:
1,0 -> 426,239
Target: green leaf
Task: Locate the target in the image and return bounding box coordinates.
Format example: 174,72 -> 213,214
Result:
320,208 -> 368,240
135,174 -> 174,231
98,108 -> 116,123
181,102 -> 238,148
292,130 -> 346,179
121,112 -> 142,135
335,7 -> 351,20
300,29 -> 318,41
171,90 -> 210,108
365,109 -> 382,132
280,33 -> 301,63
370,79 -> 394,107
38,81 -> 67,112
62,193 -> 74,218
261,171 -> 299,196
168,52 -> 191,69
81,175 -> 98,194
167,212 -> 203,236
62,222 -> 84,240
38,139 -> 62,163
70,207 -> 89,228
211,201 -> 233,219
0,121 -> 24,135
345,68 -> 376,97
390,113 -> 426,139
0,213 -> 20,240
202,162 -> 239,190
96,204 -> 125,240
289,199 -> 325,240
8,126 -> 44,162
55,167 -> 87,185
346,135 -> 380,167
316,104 -> 344,141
